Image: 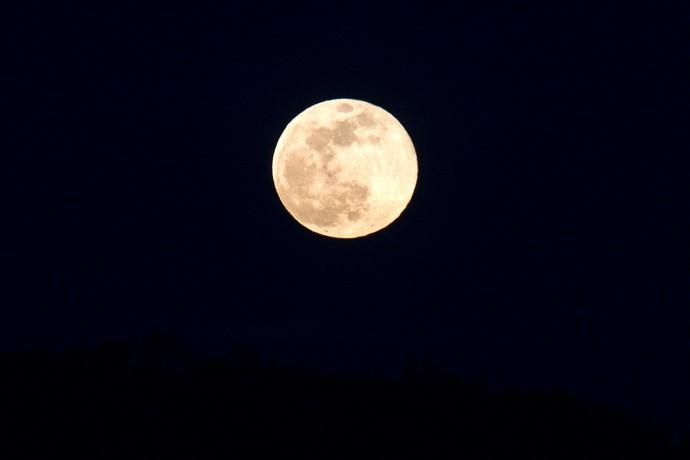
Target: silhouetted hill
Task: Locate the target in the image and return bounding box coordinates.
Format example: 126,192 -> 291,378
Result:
0,336 -> 685,459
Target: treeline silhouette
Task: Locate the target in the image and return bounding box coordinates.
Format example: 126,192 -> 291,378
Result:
1,333 -> 687,459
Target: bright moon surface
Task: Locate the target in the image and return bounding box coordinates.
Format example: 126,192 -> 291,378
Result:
272,99 -> 418,238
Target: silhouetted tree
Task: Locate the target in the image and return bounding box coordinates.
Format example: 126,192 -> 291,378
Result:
0,333 -> 683,459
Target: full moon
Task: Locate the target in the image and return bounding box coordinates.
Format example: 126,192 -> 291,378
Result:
272,99 -> 418,238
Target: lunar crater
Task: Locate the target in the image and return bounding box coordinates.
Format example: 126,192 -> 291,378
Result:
332,120 -> 357,146
356,111 -> 376,127
305,127 -> 332,151
337,103 -> 353,112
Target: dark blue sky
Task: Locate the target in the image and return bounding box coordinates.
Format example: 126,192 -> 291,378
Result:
4,1 -> 688,432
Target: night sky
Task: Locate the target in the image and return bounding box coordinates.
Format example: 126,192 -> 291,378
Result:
5,1 -> 688,436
